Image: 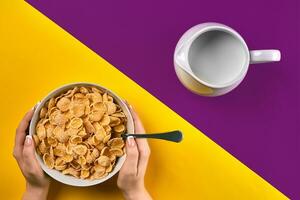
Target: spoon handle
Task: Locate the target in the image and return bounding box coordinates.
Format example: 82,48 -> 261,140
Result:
122,130 -> 183,143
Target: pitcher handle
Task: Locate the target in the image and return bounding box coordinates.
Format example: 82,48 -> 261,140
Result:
250,49 -> 281,64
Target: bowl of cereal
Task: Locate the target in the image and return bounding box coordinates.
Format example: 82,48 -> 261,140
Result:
29,83 -> 134,186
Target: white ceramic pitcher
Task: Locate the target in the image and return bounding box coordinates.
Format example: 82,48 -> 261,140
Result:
174,22 -> 281,96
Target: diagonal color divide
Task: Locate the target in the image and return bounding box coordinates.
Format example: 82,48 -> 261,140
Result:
24,0 -> 300,198
0,1 -> 288,199
16,0 -> 300,198
0,0 -> 288,199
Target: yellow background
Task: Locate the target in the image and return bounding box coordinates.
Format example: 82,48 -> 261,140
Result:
0,0 -> 287,199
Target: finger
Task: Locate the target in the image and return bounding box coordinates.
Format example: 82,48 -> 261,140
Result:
14,108 -> 34,159
125,102 -> 150,177
119,136 -> 139,176
136,139 -> 150,177
22,135 -> 39,170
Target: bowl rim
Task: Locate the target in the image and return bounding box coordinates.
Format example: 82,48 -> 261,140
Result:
29,82 -> 134,187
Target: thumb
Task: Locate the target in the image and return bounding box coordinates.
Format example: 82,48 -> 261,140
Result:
23,135 -> 38,167
119,136 -> 139,176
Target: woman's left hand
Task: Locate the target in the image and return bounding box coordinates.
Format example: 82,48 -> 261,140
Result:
13,108 -> 50,200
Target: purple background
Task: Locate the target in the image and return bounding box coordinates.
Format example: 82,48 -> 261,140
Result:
26,0 -> 300,198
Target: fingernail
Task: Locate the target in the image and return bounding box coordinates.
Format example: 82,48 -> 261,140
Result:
25,135 -> 32,145
127,136 -> 135,147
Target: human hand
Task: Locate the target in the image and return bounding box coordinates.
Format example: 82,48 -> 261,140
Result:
117,103 -> 152,200
13,108 -> 50,200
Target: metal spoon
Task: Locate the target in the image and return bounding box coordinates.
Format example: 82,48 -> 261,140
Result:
122,130 -> 183,143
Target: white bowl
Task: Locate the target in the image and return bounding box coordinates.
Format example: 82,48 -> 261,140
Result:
29,82 -> 134,187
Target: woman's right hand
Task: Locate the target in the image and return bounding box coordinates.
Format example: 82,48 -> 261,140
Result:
117,103 -> 152,200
